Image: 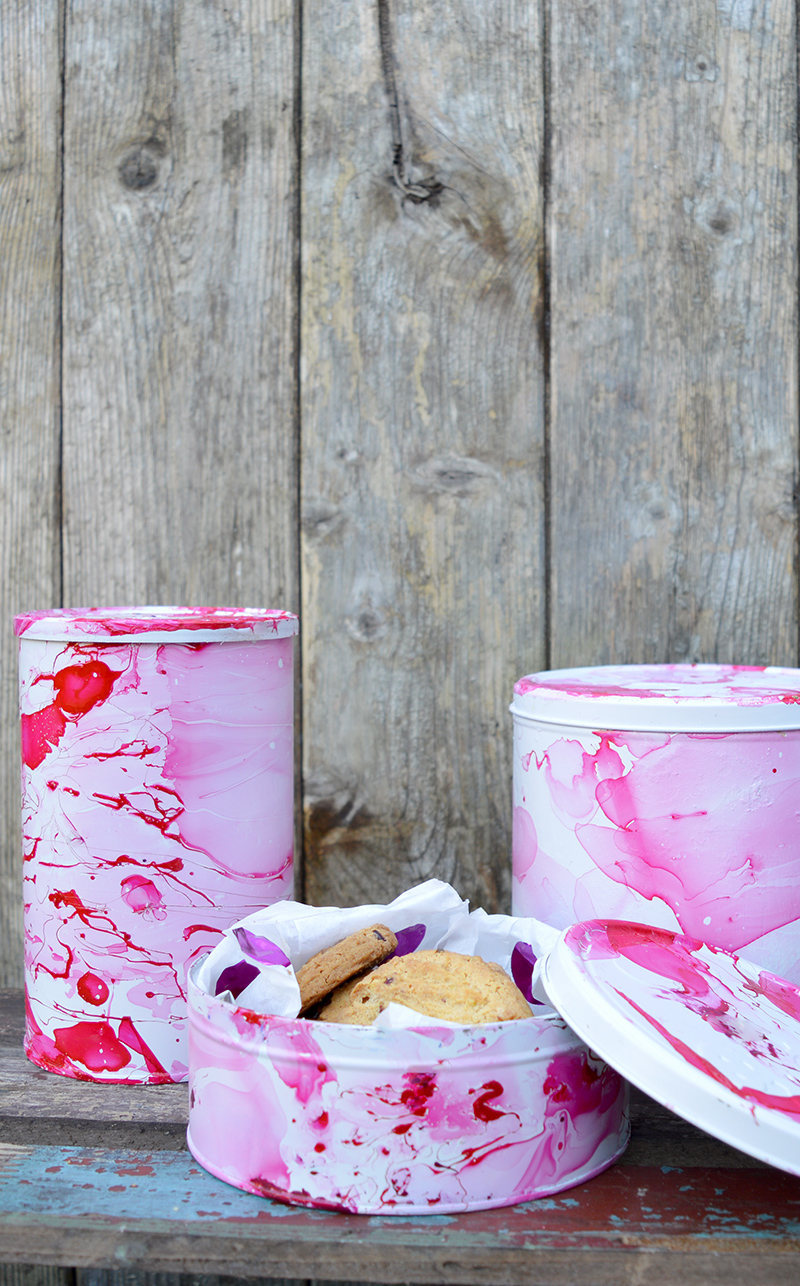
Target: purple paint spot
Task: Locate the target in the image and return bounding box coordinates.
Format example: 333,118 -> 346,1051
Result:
511,941 -> 545,1004
233,926 -> 291,967
393,924 -> 426,957
216,960 -> 259,999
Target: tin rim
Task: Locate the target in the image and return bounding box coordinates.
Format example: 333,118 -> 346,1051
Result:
14,606 -> 298,644
187,959 -> 568,1070
511,663 -> 800,732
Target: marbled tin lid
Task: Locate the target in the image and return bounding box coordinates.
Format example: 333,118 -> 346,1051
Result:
541,920 -> 800,1176
14,606 -> 299,645
511,664 -> 800,731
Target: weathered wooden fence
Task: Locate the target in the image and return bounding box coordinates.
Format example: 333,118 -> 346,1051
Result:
1,0 -> 797,989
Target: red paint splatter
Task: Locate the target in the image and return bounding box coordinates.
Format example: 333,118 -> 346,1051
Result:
31,932 -> 75,983
21,661 -> 121,768
91,786 -> 184,837
117,1016 -> 168,1079
619,990 -> 800,1119
743,969 -> 800,1023
472,1080 -> 506,1123
24,993 -> 72,1076
183,924 -> 222,940
77,972 -> 109,1006
86,740 -> 160,762
21,705 -> 67,769
53,660 -> 121,714
49,888 -> 114,930
46,887 -> 183,1005
120,874 -> 166,919
400,1071 -> 437,1116
22,838 -> 41,864
248,1176 -> 351,1212
53,1021 -> 132,1073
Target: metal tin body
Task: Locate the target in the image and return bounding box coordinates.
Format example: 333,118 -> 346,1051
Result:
187,962 -> 629,1215
511,665 -> 800,984
17,608 -> 297,1083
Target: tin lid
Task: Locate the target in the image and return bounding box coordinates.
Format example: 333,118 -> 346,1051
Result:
510,664 -> 800,731
14,606 -> 298,644
541,920 -> 800,1176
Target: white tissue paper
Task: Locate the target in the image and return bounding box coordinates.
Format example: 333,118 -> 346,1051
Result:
196,878 -> 561,1026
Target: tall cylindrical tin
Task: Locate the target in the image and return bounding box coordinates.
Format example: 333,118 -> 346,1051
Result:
16,607 -> 298,1084
511,664 -> 800,984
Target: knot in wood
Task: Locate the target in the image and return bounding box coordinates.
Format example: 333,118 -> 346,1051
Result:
118,146 -> 160,191
347,605 -> 387,642
393,166 -> 443,205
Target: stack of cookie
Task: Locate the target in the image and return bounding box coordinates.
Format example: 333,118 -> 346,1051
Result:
297,924 -> 533,1024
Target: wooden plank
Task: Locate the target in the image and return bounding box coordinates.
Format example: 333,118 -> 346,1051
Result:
0,994 -> 187,1151
549,0 -> 798,665
0,1048 -> 188,1150
0,993 -> 25,1046
0,1268 -> 73,1286
77,1272 -> 302,1286
624,1086 -> 766,1169
301,0 -> 546,912
0,1144 -> 797,1283
0,1045 -> 187,1125
0,0 -> 63,988
60,0 -> 297,611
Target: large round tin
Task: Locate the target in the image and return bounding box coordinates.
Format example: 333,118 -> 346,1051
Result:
16,607 -> 297,1084
187,961 -> 629,1215
511,664 -> 800,984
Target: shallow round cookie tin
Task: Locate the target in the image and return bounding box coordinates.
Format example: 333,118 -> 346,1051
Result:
510,664 -> 800,984
17,606 -> 297,1084
186,961 -> 629,1215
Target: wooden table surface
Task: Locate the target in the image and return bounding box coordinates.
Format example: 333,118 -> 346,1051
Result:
0,990 -> 798,1286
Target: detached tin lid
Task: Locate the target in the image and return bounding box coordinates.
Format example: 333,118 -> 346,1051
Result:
14,606 -> 298,644
541,920 -> 800,1176
511,664 -> 800,731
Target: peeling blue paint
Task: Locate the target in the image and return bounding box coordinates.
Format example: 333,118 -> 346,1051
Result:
0,1145 -> 798,1251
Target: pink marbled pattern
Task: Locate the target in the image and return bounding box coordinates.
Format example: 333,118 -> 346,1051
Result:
512,717 -> 800,984
15,606 -> 297,641
187,966 -> 628,1214
513,663 -> 800,707
558,921 -> 800,1167
20,630 -> 295,1083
